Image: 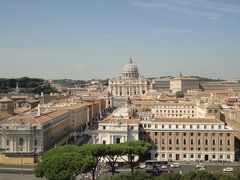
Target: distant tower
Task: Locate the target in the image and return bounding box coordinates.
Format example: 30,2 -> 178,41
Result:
0,97 -> 14,115
15,82 -> 20,94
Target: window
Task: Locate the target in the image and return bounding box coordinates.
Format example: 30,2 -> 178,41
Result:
198,155 -> 201,158
205,139 -> 208,145
19,138 -> 24,146
155,132 -> 158,136
220,140 -> 223,145
176,139 -> 179,145
183,154 -> 187,158
227,133 -> 230,137
191,154 -> 194,158
169,147 -> 172,150
6,140 -> 9,146
155,125 -> 158,129
218,125 -> 221,129
183,125 -> 186,129
162,125 -> 165,129
162,139 -> 165,144
162,132 -> 165,136
169,139 -> 172,144
190,125 -> 193,129
155,153 -> 158,158
198,133 -> 201,136
212,155 -> 216,159
183,133 -> 186,136
191,139 -> 194,145
103,126 -> 106,130
213,139 -> 216,145
204,125 -> 207,129
169,133 -> 172,136
198,139 -> 201,145
227,155 -> 230,159
162,154 -> 165,158
197,125 -> 200,129
169,154 -> 172,158
191,133 -> 194,136
103,140 -> 106,144
184,139 -> 186,145
176,125 -> 179,129
227,140 -> 230,145
116,138 -> 121,144
220,155 -> 223,159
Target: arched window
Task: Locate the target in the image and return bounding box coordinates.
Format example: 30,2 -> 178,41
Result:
19,138 -> 24,146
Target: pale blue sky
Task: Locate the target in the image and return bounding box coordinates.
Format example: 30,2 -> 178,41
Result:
0,0 -> 240,80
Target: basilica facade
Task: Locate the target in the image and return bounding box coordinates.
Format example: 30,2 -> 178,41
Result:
109,58 -> 149,97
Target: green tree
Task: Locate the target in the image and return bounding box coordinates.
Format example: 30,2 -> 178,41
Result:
81,144 -> 109,180
35,145 -> 94,180
121,141 -> 152,173
176,91 -> 184,98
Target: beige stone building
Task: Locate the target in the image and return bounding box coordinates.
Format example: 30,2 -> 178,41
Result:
0,109 -> 71,164
170,73 -> 200,93
139,118 -> 235,162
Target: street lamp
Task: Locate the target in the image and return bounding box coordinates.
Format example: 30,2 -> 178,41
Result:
19,145 -> 24,176
19,138 -> 24,176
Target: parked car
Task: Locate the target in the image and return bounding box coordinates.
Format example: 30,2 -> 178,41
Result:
145,165 -> 154,172
139,162 -> 146,169
170,163 -> 180,168
161,165 -> 168,169
223,167 -> 234,172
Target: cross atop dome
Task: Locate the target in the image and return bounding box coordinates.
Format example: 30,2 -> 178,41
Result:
129,56 -> 133,63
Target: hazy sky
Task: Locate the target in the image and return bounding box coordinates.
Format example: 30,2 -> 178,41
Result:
0,0 -> 240,80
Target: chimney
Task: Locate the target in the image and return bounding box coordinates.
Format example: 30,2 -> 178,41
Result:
37,104 -> 41,116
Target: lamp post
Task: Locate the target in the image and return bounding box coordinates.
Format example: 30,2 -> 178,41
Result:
19,144 -> 24,176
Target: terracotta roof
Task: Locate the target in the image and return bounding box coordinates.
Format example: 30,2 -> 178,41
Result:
1,115 -> 38,124
35,109 -> 69,124
58,103 -> 90,111
153,118 -> 222,123
0,97 -> 13,102
0,112 -> 13,121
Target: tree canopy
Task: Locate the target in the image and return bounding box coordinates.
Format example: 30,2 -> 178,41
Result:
35,141 -> 152,180
175,91 -> 184,98
35,145 -> 94,180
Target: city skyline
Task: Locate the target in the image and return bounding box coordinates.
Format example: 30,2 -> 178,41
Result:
0,0 -> 240,80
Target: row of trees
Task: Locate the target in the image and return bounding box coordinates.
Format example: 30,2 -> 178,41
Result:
34,141 -> 152,180
104,171 -> 240,180
0,77 -> 58,94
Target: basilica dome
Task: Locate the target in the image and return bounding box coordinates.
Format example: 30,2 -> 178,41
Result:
122,57 -> 139,79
